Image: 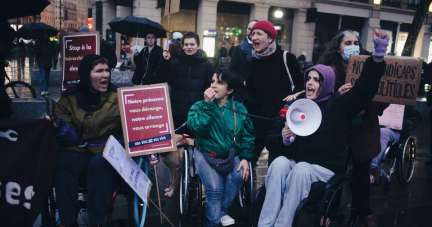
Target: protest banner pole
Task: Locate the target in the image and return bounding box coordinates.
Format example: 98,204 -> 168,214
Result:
154,164 -> 163,223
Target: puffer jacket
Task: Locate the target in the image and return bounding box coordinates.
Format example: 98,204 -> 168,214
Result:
187,99 -> 255,161
54,85 -> 122,154
151,49 -> 215,119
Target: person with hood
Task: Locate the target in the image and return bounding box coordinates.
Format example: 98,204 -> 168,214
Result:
229,20 -> 257,102
33,31 -> 56,96
243,20 -> 304,167
132,33 -> 163,85
147,32 -> 215,136
170,31 -> 183,48
46,54 -> 158,227
259,29 -> 389,227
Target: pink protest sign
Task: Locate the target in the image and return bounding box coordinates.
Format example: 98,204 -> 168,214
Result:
378,104 -> 405,130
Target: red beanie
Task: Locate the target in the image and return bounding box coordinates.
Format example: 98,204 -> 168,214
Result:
251,20 -> 277,40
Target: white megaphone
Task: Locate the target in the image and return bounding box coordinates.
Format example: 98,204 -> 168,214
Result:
278,99 -> 322,136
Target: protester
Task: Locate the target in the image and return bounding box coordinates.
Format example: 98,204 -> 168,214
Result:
243,20 -> 304,167
229,20 -> 257,102
132,33 -> 163,85
370,105 -> 422,184
228,42 -> 235,59
187,68 -> 254,227
219,44 -> 228,63
170,31 -> 183,48
33,31 -> 55,96
259,29 -> 389,227
47,54 -> 158,227
148,32 -> 215,136
297,51 -> 306,62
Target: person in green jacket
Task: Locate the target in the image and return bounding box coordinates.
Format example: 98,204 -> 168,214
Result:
187,68 -> 255,227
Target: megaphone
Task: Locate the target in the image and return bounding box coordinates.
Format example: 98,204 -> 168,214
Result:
278,99 -> 322,136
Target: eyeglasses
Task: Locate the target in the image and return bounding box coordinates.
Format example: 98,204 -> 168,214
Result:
343,31 -> 359,37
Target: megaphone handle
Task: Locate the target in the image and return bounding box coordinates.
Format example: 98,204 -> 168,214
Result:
284,122 -> 295,143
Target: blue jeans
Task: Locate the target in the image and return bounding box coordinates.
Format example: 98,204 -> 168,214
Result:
372,128 -> 400,167
194,148 -> 245,227
54,150 -> 116,225
39,67 -> 50,91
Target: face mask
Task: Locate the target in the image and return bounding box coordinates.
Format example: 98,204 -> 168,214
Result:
340,45 -> 360,61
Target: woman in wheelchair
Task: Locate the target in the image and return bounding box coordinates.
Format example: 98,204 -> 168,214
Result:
187,68 -> 254,227
370,104 -> 422,184
45,54 -> 158,227
259,30 -> 389,227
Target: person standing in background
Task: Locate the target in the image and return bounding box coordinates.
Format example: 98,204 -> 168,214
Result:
132,33 -> 163,85
33,31 -> 55,96
228,43 -> 235,61
219,44 -> 228,64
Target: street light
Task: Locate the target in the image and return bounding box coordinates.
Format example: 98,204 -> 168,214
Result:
429,3 -> 432,12
373,0 -> 380,5
275,10 -> 283,19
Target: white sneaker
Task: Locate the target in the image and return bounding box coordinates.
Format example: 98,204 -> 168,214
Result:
45,91 -> 50,95
220,215 -> 235,226
40,91 -> 46,96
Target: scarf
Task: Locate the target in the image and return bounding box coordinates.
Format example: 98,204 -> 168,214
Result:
252,41 -> 276,60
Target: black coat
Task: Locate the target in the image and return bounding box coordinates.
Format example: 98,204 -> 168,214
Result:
229,45 -> 250,102
243,46 -> 304,139
150,50 -> 214,119
100,39 -> 117,70
34,39 -> 55,69
219,47 -> 227,57
229,46 -> 235,56
132,45 -> 163,85
266,57 -> 387,174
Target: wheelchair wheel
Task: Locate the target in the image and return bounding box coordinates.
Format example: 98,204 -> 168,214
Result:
5,81 -> 37,98
322,179 -> 357,227
253,185 -> 266,227
180,147 -> 190,217
236,163 -> 254,226
396,136 -> 416,186
133,158 -> 148,227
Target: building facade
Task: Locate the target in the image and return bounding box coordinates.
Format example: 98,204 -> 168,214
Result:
90,0 -> 432,62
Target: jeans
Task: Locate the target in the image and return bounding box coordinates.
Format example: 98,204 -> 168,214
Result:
54,150 -> 116,225
221,57 -> 226,63
39,67 -> 50,91
194,148 -> 245,227
371,128 -> 401,167
258,157 -> 334,227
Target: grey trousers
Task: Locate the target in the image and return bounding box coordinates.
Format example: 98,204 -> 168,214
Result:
258,157 -> 334,227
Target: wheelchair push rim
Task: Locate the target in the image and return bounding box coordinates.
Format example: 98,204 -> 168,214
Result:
396,136 -> 416,185
323,180 -> 357,227
180,148 -> 189,216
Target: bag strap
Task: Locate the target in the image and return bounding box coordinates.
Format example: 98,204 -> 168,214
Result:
232,101 -> 237,146
283,51 -> 295,92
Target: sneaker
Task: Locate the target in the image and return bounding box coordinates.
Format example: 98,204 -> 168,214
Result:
45,91 -> 50,95
220,215 -> 235,226
370,166 -> 378,185
426,156 -> 432,165
40,91 -> 46,96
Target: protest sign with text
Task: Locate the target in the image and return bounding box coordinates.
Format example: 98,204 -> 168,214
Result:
378,104 -> 405,130
103,136 -> 152,205
62,31 -> 99,91
118,83 -> 175,157
345,55 -> 422,106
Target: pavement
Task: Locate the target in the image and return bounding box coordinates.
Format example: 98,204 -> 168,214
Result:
4,55 -> 432,227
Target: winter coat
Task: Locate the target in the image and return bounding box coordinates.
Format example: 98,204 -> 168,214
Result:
187,99 -> 255,161
219,47 -> 227,58
150,49 -> 215,119
132,45 -> 163,85
229,46 -> 235,57
228,39 -> 253,102
243,45 -> 304,139
266,57 -> 387,174
34,39 -> 55,69
54,84 -> 122,154
100,39 -> 117,69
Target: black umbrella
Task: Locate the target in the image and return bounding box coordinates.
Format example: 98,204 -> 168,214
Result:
17,22 -> 58,40
108,15 -> 167,38
1,0 -> 50,20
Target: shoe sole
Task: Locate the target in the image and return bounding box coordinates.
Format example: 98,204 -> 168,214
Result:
221,220 -> 235,226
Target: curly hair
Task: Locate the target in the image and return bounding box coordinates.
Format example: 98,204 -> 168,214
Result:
318,29 -> 368,78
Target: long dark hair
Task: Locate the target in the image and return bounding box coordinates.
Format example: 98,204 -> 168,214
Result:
318,29 -> 368,78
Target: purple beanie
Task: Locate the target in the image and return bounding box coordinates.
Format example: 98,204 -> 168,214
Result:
304,64 -> 335,103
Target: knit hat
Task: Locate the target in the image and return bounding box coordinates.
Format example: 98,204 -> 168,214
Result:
304,64 -> 335,103
251,20 -> 277,40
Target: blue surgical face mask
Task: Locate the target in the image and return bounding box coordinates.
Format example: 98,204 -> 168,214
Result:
340,45 -> 360,61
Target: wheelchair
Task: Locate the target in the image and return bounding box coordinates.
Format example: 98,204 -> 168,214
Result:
372,133 -> 416,191
40,157 -> 150,227
179,144 -> 254,227
253,160 -> 358,227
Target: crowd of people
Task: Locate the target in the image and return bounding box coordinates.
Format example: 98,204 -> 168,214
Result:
1,17 -> 430,227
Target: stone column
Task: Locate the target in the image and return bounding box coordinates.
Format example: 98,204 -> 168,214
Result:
291,8 -> 315,61
133,0 -> 161,47
421,26 -> 432,61
250,3 -> 270,21
196,0 -> 219,47
361,18 -> 380,53
101,0 -> 116,43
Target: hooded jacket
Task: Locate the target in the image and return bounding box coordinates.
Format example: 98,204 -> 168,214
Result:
149,49 -> 214,119
265,57 -> 386,174
55,54 -> 122,154
132,44 -> 163,85
229,37 -> 253,102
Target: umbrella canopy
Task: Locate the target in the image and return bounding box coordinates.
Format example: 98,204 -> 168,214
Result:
108,16 -> 167,39
1,0 -> 50,20
17,22 -> 57,40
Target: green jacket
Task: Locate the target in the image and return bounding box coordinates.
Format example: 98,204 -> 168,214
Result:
55,90 -> 123,154
187,99 -> 255,161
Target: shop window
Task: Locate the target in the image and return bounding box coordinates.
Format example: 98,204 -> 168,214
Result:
268,7 -> 294,52
216,12 -> 249,52
160,8 -> 197,49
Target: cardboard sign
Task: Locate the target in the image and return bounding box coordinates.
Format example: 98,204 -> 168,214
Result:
118,83 -> 175,157
103,136 -> 152,205
378,104 -> 405,130
345,55 -> 422,106
61,31 -> 100,91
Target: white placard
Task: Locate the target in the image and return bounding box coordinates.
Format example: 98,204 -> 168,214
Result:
103,135 -> 152,205
378,104 -> 405,130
